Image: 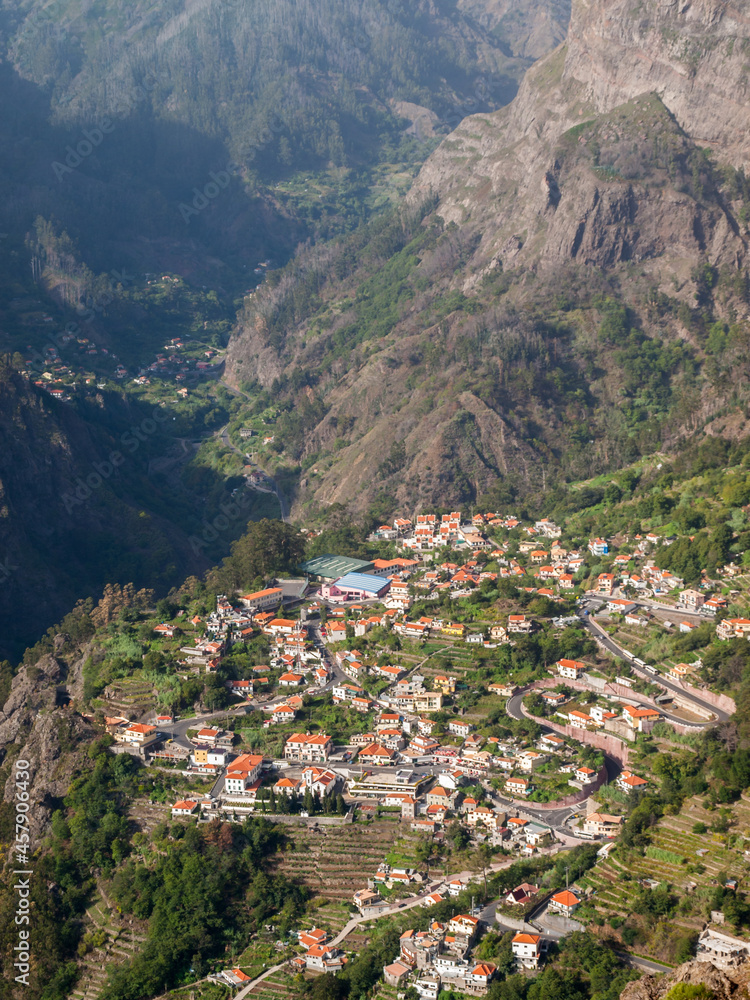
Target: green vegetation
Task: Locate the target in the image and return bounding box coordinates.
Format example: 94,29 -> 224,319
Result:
102,821 -> 306,1000
664,986 -> 715,1000
486,932 -> 639,1000
645,846 -> 685,865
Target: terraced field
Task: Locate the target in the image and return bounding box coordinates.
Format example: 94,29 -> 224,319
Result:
244,969 -> 297,1000
372,984 -> 400,1000
580,794 -> 750,921
68,890 -> 148,1000
95,674 -> 156,717
270,820 -> 422,903
301,900 -> 355,939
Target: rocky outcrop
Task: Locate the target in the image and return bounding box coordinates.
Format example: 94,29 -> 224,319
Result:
456,0 -> 571,59
223,0 -> 750,518
410,0 -> 750,273
0,655 -> 95,850
621,957 -> 750,1000
564,0 -> 750,168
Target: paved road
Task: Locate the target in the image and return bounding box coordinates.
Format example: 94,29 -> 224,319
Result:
531,899 -> 584,937
157,706 -> 250,751
477,896 -> 568,941
586,591 -> 705,620
490,784 -> 578,831
616,952 -> 672,974
578,605 -> 729,724
503,690 -> 618,828
233,961 -> 286,1000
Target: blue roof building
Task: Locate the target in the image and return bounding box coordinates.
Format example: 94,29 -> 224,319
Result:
322,572 -> 391,602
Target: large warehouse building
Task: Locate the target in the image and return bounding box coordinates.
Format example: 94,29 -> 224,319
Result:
299,554 -> 374,582
320,573 -> 391,602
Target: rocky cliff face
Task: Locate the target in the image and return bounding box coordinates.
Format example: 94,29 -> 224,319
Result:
622,956 -> 750,1000
456,0 -> 571,59
0,651 -> 94,850
223,0 -> 750,519
564,0 -> 750,167
410,0 -> 750,274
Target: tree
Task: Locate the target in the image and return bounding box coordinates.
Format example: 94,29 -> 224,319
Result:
208,519 -> 305,592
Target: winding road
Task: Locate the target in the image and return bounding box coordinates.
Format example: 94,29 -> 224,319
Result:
577,600 -> 730,724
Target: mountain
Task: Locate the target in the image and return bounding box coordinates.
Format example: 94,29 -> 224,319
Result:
621,957 -> 750,1000
0,365 -> 271,662
410,0 -> 750,273
457,0 -> 570,58
223,0 -> 750,523
0,0 -> 569,361
0,0 -> 572,659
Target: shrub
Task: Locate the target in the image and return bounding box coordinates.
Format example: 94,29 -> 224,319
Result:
664,985 -> 715,1000
621,926 -> 638,946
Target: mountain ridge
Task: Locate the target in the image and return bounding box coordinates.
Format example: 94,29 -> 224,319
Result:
409,0 -> 750,277
223,0 -> 750,521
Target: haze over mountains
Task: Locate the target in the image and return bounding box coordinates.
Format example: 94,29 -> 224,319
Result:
2,0 -> 750,658
0,0 -> 569,658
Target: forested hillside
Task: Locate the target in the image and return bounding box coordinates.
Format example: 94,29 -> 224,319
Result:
0,364 -> 281,662
4,0 -> 558,173
0,0 -> 570,660
223,0 -> 750,522
0,0 -> 571,360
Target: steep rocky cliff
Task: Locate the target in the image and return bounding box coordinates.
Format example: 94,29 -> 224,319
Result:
622,956 -> 750,1000
457,0 -> 571,59
223,0 -> 750,520
564,0 -> 750,167
410,0 -> 750,276
0,650 -> 94,850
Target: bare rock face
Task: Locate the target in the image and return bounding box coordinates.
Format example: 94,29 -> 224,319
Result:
456,0 -> 571,59
411,0 -> 750,272
0,656 -> 94,850
621,957 -> 750,1000
564,0 -> 750,168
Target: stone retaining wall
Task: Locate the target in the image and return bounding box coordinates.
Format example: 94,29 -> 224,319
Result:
509,763 -> 609,811
518,692 -> 630,767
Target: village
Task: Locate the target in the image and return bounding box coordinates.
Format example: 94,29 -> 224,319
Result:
90,505 -> 750,997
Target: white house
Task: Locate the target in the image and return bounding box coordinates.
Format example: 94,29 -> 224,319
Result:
574,766 -> 597,785
512,933 -> 542,968
548,890 -> 580,916
557,659 -> 587,680
171,799 -> 198,817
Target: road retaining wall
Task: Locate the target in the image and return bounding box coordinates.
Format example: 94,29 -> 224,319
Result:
509,763 -> 609,811
518,692 -> 630,767
586,617 -> 735,715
